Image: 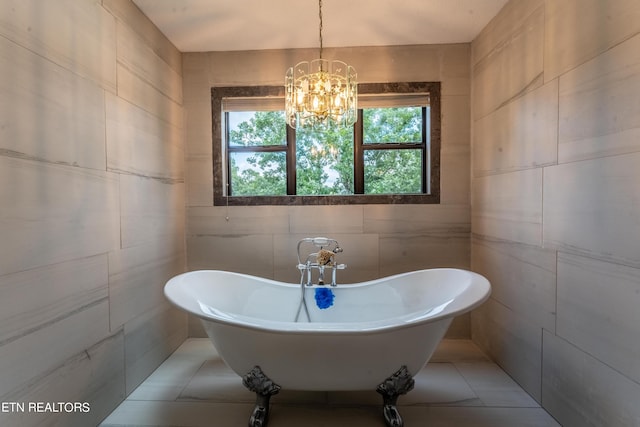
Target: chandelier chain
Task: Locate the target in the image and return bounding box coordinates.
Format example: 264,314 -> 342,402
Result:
284,0 -> 357,130
318,0 -> 323,59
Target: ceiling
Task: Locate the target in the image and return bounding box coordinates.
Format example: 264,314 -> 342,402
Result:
132,0 -> 508,53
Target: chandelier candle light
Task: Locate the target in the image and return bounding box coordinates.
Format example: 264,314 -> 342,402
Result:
285,0 -> 357,130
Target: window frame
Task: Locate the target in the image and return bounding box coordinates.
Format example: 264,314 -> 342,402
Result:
212,82 -> 440,206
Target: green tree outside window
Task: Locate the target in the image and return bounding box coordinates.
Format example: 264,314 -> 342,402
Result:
228,107 -> 425,196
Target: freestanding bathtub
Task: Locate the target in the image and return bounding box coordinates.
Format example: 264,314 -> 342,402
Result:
165,268 -> 490,427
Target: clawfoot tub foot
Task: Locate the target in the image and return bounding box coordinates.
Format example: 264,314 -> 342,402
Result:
376,366 -> 415,427
242,366 -> 281,427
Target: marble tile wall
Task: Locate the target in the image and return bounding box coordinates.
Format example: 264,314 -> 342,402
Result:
471,0 -> 640,425
0,1 -> 186,426
183,44 -> 473,339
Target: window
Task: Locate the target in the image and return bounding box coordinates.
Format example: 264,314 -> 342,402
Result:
212,82 -> 440,205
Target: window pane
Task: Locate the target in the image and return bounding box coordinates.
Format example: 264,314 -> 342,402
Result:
364,149 -> 422,194
230,152 -> 286,195
363,107 -> 422,144
228,111 -> 286,147
296,125 -> 354,195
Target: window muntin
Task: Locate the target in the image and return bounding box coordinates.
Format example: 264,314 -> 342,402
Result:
212,82 -> 440,205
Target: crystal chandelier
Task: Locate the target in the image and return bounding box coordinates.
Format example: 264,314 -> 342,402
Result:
285,0 -> 357,130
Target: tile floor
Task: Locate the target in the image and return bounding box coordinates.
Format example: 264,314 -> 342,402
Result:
100,338 -> 560,426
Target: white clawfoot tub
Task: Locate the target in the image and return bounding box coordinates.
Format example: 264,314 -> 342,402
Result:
165,268 -> 490,427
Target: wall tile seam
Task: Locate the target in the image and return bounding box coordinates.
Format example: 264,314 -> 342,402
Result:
377,232 -> 471,240
0,296 -> 109,348
115,57 -> 183,105
554,147 -> 640,167
103,89 -> 110,173
123,319 -> 185,356
471,163 -> 546,182
186,233 -> 269,238
0,148 -> 108,172
554,75 -> 560,167
481,296 -> 513,317
1,327 -> 124,399
541,154 -> 640,271
545,29 -> 640,85
16,46 -> 117,141
1,36 -> 118,96
471,3 -> 545,68
109,92 -> 186,133
116,59 -> 184,107
107,167 -> 185,184
101,2 -> 182,78
126,36 -> 183,83
551,346 -> 640,393
540,0 -> 548,88
481,293 -> 554,333
185,233 -> 268,239
181,91 -> 211,108
185,199 -> 214,209
122,305 -> 183,343
470,236 -> 556,274
472,160 -> 554,179
469,288 -> 533,321
472,72 -> 545,123
539,331 -> 559,418
539,323 -> 545,406
542,330 -> 640,390
552,247 -> 640,272
440,145 -> 471,155
120,233 -> 188,254
470,232 -> 539,246
116,72 -> 185,131
552,247 -> 558,338
0,253 -> 109,281
540,165 -> 545,254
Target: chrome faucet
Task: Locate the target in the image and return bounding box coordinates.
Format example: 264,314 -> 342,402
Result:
296,237 -> 346,287
295,237 -> 346,322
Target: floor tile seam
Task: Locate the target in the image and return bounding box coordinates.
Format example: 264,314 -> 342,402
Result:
270,401 -> 381,411
450,362 -> 538,390
116,399 -> 257,408
125,396 -> 187,402
452,361 -> 546,409
449,361 -> 485,406
173,359 -> 210,401
159,401 -> 486,408
269,399 -> 482,408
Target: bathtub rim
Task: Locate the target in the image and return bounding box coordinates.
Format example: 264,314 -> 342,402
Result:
164,268 -> 491,336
